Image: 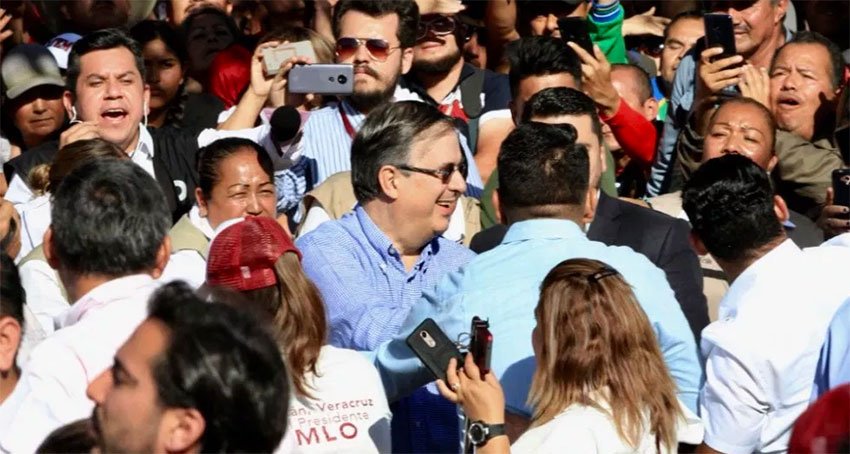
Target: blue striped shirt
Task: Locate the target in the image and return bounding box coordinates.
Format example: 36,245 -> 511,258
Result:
297,205 -> 475,452
280,99 -> 484,218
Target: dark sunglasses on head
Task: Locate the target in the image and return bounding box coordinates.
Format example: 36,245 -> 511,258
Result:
417,15 -> 458,40
335,37 -> 399,62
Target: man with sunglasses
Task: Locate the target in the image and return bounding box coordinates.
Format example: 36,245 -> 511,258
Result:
402,12 -> 513,185
212,0 -> 483,221
297,101 -> 476,453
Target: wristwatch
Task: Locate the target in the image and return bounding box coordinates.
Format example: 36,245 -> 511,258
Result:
467,420 -> 506,447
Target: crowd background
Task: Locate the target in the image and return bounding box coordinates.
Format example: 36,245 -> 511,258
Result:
0,0 -> 849,452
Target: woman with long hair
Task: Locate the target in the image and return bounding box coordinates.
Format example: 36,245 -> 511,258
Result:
439,258 -> 695,453
205,216 -> 391,453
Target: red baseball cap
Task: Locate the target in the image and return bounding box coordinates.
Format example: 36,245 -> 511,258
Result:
789,384 -> 850,453
206,216 -> 301,292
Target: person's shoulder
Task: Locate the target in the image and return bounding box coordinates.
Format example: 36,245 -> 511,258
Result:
611,195 -> 681,229
435,236 -> 476,259
295,212 -> 361,254
4,141 -> 59,178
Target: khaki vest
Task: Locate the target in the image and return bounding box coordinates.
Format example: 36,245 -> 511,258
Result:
298,171 -> 481,246
169,214 -> 210,260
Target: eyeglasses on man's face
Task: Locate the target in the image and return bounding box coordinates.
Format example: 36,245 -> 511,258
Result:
395,161 -> 468,184
417,15 -> 458,41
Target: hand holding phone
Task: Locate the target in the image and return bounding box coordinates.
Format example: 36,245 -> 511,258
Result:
406,318 -> 463,383
557,17 -> 594,55
262,40 -> 317,76
288,64 -> 354,95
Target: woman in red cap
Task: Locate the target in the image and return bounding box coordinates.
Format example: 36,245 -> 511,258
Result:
205,215 -> 392,453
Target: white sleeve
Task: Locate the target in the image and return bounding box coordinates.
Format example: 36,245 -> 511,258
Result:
18,260 -> 69,336
0,340 -> 93,453
700,344 -> 769,454
159,250 -> 207,289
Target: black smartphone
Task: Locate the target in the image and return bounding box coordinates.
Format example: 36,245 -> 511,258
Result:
406,318 -> 463,383
557,17 -> 594,55
832,168 -> 850,220
469,317 -> 492,380
703,13 -> 736,61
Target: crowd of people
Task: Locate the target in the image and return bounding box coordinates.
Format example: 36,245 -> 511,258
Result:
0,0 -> 848,452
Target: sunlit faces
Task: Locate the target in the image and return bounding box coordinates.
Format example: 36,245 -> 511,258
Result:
512,73 -> 580,124
709,0 -> 786,57
660,17 -> 704,87
66,47 -> 149,153
703,101 -> 776,171
336,11 -> 413,111
9,85 -> 66,148
87,319 -> 171,453
142,38 -> 185,112
395,126 -> 466,238
769,42 -> 838,141
413,15 -> 463,75
531,114 -> 604,190
185,12 -> 235,74
195,149 -> 277,229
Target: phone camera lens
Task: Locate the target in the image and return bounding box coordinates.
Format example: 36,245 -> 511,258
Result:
337,74 -> 348,84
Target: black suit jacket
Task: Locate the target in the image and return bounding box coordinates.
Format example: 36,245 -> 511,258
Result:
3,127 -> 198,223
470,193 -> 709,343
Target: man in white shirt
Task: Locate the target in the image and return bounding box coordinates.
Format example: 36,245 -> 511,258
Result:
0,158 -> 172,453
682,155 -> 850,454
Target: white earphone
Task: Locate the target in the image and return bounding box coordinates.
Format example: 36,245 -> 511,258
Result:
69,106 -> 79,124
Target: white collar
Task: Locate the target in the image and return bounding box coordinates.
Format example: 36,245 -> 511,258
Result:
132,124 -> 155,159
59,274 -> 155,328
188,205 -> 216,240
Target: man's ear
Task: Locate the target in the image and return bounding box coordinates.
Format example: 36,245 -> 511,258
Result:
63,91 -> 75,118
150,236 -> 172,280
400,47 -> 414,75
161,408 -> 206,453
774,194 -> 790,224
643,97 -> 659,121
766,154 -> 779,173
688,230 -> 708,256
0,316 -> 22,374
377,165 -> 401,201
773,0 -> 788,25
582,188 -> 597,225
43,227 -> 61,270
492,188 -> 503,224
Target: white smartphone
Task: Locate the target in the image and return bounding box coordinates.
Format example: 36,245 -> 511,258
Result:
262,40 -> 318,76
288,64 -> 354,95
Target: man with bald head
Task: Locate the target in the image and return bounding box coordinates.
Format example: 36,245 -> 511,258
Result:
604,63 -> 659,197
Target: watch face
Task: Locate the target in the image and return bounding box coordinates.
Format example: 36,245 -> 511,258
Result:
468,422 -> 486,444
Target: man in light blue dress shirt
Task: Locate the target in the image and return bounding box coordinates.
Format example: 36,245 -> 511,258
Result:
371,120 -> 702,424
297,101 -> 475,451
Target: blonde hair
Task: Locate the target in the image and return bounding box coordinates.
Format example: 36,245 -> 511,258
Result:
528,258 -> 681,451
27,139 -> 126,195
241,252 -> 326,398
